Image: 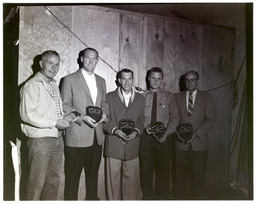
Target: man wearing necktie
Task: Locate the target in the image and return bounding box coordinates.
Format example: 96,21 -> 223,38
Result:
174,70 -> 215,199
140,67 -> 179,200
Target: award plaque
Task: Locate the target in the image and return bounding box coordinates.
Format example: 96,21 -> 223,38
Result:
176,123 -> 193,143
119,119 -> 135,136
150,121 -> 166,139
63,110 -> 81,124
86,106 -> 102,123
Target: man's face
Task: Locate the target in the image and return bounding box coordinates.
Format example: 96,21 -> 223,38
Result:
184,72 -> 198,92
118,72 -> 134,94
148,72 -> 163,90
81,50 -> 98,73
39,54 -> 60,79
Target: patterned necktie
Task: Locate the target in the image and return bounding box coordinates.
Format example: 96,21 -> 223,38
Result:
151,92 -> 157,124
188,92 -> 193,117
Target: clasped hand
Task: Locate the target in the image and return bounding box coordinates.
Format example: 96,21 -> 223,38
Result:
146,126 -> 167,143
114,129 -> 137,142
176,132 -> 199,144
74,113 -> 108,128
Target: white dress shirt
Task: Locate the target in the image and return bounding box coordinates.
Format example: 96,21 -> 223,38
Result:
122,91 -> 132,107
81,69 -> 98,105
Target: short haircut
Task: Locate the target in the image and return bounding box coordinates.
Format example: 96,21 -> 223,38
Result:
41,50 -> 60,60
146,67 -> 163,79
145,67 -> 163,90
82,47 -> 99,58
119,68 -> 134,78
185,70 -> 199,80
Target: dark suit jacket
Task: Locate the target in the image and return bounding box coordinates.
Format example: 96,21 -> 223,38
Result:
60,69 -> 108,147
103,89 -> 145,160
175,90 -> 215,151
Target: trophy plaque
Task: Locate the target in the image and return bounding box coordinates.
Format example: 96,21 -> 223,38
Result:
119,119 -> 135,137
150,121 -> 166,139
176,123 -> 193,143
86,106 -> 102,123
63,110 -> 81,124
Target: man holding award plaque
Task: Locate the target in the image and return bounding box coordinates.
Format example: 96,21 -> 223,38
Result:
103,69 -> 144,200
140,67 -> 179,200
174,71 -> 215,199
60,48 -> 109,200
19,50 -> 71,200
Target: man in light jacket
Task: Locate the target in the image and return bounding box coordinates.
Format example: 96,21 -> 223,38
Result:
19,50 -> 70,200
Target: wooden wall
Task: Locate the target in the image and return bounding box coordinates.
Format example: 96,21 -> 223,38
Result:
18,5 -> 235,200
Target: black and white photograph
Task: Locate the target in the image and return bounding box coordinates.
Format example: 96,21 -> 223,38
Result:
3,0 -> 253,201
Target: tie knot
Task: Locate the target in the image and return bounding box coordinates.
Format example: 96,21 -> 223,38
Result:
189,92 -> 193,96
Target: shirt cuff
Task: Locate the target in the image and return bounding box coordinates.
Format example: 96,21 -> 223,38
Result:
134,128 -> 140,135
111,127 -> 118,135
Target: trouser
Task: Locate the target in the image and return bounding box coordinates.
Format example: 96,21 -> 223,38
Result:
105,157 -> 140,200
175,145 -> 208,199
64,136 -> 102,200
139,134 -> 172,200
26,132 -> 64,200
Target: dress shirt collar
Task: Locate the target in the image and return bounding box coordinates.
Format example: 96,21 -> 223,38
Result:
117,86 -> 136,105
186,89 -> 198,96
81,68 -> 95,80
37,71 -> 56,84
148,88 -> 162,95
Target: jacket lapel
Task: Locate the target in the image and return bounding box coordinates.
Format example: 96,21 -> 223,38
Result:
181,91 -> 189,118
95,74 -> 102,106
192,90 -> 202,116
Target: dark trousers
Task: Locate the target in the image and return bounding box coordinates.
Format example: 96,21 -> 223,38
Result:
139,134 -> 172,200
175,146 -> 207,199
64,136 -> 102,200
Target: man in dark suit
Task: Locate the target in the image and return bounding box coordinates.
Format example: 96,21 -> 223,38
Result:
60,47 -> 108,200
174,70 -> 215,199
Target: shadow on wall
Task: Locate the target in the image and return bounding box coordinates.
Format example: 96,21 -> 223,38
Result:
16,54 -> 42,200
178,74 -> 186,92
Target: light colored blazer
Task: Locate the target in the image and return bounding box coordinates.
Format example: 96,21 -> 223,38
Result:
60,69 -> 108,147
175,90 -> 215,151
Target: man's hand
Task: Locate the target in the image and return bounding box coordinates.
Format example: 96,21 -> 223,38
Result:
186,134 -> 200,144
114,129 -> 128,141
82,115 -> 98,128
176,131 -> 185,143
56,119 -> 70,130
145,125 -> 153,135
98,113 -> 108,123
152,133 -> 167,143
125,130 -> 138,141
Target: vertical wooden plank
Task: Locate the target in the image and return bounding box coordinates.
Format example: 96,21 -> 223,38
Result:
138,17 -> 147,90
119,14 -> 142,88
71,7 -> 120,93
163,20 -> 203,93
202,25 -> 234,190
145,18 -> 165,72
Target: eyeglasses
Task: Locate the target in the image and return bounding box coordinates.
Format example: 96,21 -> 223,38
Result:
184,79 -> 198,82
